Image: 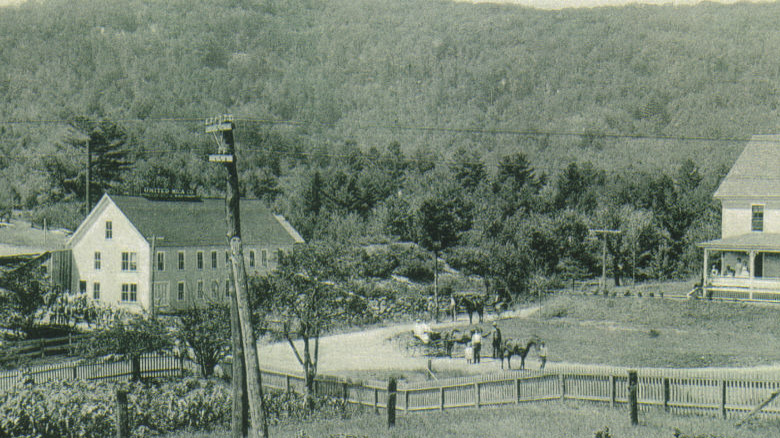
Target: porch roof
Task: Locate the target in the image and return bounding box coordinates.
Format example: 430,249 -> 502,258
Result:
698,233 -> 780,251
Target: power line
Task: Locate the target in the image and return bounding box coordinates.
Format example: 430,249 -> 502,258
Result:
0,116 -> 764,144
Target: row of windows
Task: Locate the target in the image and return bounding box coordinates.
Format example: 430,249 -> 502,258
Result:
79,280 -> 134,302
79,279 -> 233,303
181,279 -> 232,301
93,249 -> 269,272
156,249 -> 268,271
93,251 -> 137,272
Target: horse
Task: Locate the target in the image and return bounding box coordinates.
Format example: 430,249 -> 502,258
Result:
435,328 -> 471,357
499,338 -> 539,370
449,293 -> 485,324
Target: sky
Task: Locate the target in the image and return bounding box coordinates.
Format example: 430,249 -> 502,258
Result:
0,0 -> 774,8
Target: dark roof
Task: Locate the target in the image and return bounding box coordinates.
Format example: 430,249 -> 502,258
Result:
714,135 -> 780,199
110,195 -> 303,247
698,233 -> 780,251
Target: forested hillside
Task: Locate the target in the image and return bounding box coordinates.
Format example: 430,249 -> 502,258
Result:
1,0 -> 778,289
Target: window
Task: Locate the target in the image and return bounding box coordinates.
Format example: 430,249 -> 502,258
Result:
79,280 -> 87,294
177,282 -> 185,301
157,252 -> 165,271
211,280 -> 219,300
178,251 -> 185,270
93,282 -> 100,300
261,249 -> 267,267
121,283 -> 137,302
249,250 -> 255,268
225,279 -> 231,297
197,280 -> 204,299
752,205 -> 764,232
121,252 -> 137,272
94,252 -> 101,270
197,251 -> 204,270
105,221 -> 112,239
211,251 -> 218,269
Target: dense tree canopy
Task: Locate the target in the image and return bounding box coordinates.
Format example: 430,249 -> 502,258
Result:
0,0 -> 752,288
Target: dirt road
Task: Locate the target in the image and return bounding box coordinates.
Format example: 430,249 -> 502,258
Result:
257,307 -> 540,377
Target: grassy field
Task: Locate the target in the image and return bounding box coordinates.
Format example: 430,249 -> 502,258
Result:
454,294 -> 780,369
170,401 -> 780,438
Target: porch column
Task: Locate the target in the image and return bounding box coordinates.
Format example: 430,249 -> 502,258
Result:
749,251 -> 756,300
703,248 -> 709,287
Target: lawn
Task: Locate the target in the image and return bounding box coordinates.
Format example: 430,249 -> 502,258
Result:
169,401 -> 780,438
464,294 -> 780,369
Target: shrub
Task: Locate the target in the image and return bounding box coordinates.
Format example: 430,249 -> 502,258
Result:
0,377 -> 231,438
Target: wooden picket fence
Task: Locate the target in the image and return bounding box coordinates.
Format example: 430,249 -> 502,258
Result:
3,355 -> 779,421
0,354 -> 186,392
259,362 -> 780,420
2,333 -> 88,360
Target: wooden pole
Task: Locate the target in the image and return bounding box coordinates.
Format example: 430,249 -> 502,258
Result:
229,266 -> 249,438
115,388 -> 128,438
387,378 -> 397,428
85,139 -> 91,216
721,380 -> 727,419
628,370 -> 638,426
225,128 -> 268,438
208,116 -> 267,438
663,378 -> 670,412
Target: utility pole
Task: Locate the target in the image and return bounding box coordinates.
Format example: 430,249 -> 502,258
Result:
207,115 -> 267,438
85,139 -> 91,215
589,229 -> 621,292
148,236 -> 163,320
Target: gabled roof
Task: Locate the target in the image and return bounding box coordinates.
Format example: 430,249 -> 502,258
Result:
72,194 -> 303,248
714,135 -> 780,199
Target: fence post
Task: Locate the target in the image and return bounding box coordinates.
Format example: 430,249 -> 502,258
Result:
559,374 -> 566,400
440,387 -> 445,410
341,380 -> 349,418
628,370 -> 638,426
286,375 -> 291,394
405,389 -> 409,413
373,388 -> 379,414
387,378 -> 397,428
663,378 -> 670,412
515,378 -> 521,404
610,375 -> 616,408
72,364 -> 78,380
115,388 -> 129,438
474,382 -> 480,408
721,380 -> 727,419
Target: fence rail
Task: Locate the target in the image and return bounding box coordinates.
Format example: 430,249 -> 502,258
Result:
0,354 -> 186,392
3,355 -> 779,421
258,363 -> 780,419
3,333 -> 88,359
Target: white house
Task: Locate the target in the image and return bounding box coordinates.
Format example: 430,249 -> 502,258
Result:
67,193 -> 304,313
698,134 -> 780,300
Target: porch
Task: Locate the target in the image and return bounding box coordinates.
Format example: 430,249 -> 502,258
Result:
699,233 -> 780,302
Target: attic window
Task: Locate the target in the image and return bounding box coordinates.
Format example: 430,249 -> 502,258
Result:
752,205 -> 764,232
105,221 -> 113,239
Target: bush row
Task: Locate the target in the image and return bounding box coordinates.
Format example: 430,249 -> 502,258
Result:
0,377 -> 349,438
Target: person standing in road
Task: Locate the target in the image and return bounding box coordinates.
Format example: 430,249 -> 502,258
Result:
490,321 -> 502,359
471,328 -> 482,364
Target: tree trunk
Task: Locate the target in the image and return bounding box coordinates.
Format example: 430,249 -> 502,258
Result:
303,336 -> 315,412
433,249 -> 439,323
130,356 -> 141,382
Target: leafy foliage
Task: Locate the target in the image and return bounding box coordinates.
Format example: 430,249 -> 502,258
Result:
80,315 -> 173,381
176,303 -> 231,377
